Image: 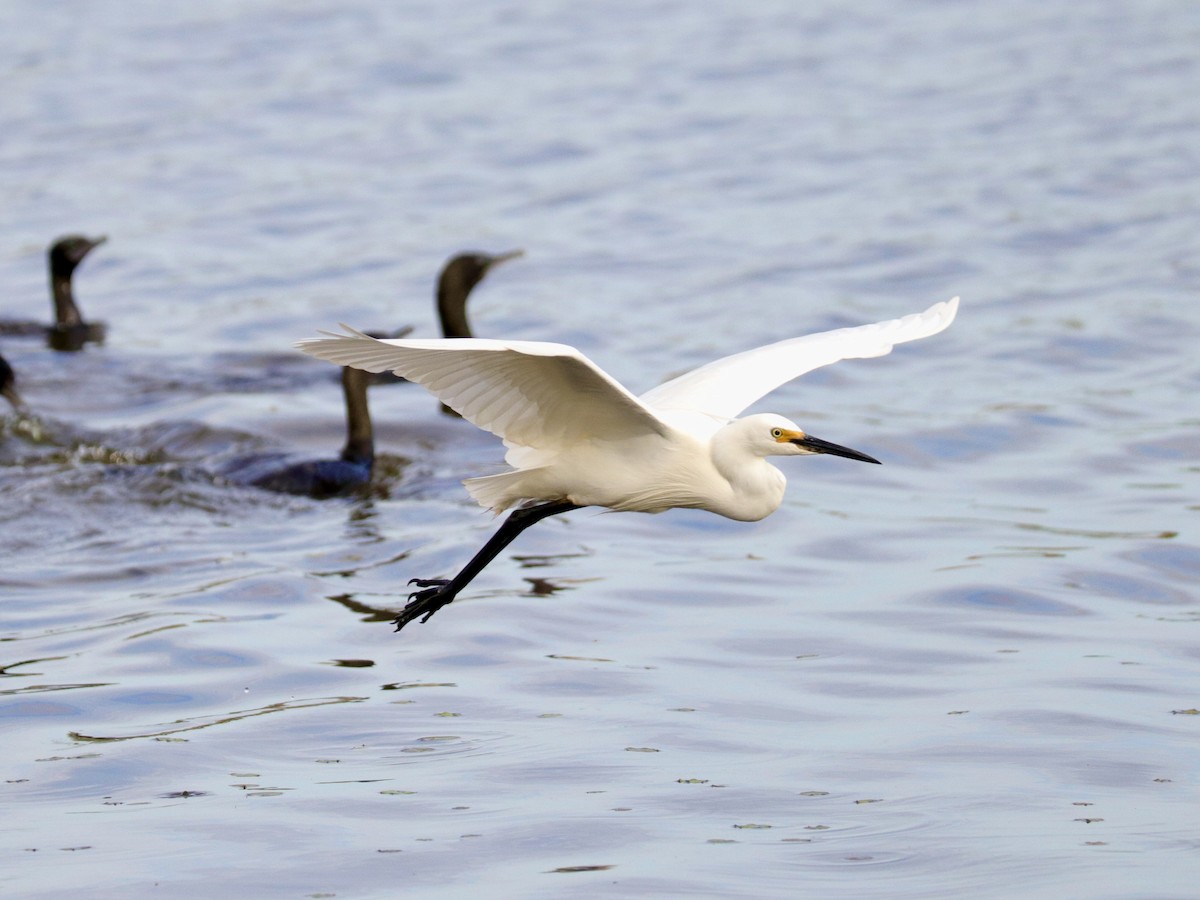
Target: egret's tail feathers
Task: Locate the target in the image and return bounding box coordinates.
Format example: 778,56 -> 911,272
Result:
464,469 -> 549,514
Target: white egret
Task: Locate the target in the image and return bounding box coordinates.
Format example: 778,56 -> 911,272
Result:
298,296 -> 959,630
219,366 -> 376,498
0,235 -> 108,351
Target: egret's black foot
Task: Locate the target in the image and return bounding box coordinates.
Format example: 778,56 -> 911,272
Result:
393,578 -> 456,631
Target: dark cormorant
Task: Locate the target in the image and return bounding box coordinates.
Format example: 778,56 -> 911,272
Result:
0,235 -> 108,351
435,250 -> 523,339
221,366 -> 375,498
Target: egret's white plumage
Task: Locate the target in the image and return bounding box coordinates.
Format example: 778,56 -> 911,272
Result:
297,296 -> 958,630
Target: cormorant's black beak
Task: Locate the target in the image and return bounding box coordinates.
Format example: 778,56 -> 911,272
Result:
792,434 -> 880,465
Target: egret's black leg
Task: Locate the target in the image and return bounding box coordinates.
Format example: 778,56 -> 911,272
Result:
394,500 -> 581,631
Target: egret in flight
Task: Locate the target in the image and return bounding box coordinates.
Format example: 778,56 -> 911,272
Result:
298,296 -> 959,630
0,235 -> 108,351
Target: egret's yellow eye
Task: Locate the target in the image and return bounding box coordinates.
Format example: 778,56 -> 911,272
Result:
771,428 -> 783,438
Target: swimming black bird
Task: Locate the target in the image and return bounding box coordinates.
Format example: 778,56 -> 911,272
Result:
1,353 -> 23,409
0,235 -> 108,351
220,366 -> 375,498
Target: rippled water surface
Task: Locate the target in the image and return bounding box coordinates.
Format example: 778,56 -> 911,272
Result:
3,2 -> 1200,897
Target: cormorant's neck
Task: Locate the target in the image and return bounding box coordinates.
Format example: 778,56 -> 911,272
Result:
50,269 -> 83,328
339,367 -> 374,467
437,269 -> 476,338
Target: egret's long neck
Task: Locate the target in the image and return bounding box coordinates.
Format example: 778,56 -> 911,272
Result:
709,424 -> 787,522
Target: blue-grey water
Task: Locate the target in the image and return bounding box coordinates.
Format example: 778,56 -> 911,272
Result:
3,2 -> 1199,897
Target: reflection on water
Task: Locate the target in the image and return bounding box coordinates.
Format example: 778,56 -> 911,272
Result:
68,695 -> 368,743
3,1 -> 1200,897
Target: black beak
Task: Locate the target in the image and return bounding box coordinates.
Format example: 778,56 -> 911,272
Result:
792,434 -> 881,465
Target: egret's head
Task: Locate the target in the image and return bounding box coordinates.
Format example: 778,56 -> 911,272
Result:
742,413 -> 880,464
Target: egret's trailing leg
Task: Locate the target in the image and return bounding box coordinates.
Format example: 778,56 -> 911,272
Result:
396,500 -> 582,630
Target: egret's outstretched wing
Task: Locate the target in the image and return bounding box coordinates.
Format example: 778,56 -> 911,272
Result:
297,327 -> 668,448
640,297 -> 959,418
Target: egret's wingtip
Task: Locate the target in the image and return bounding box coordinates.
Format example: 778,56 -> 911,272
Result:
294,323 -> 374,348
926,296 -> 959,327
332,322 -> 369,338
